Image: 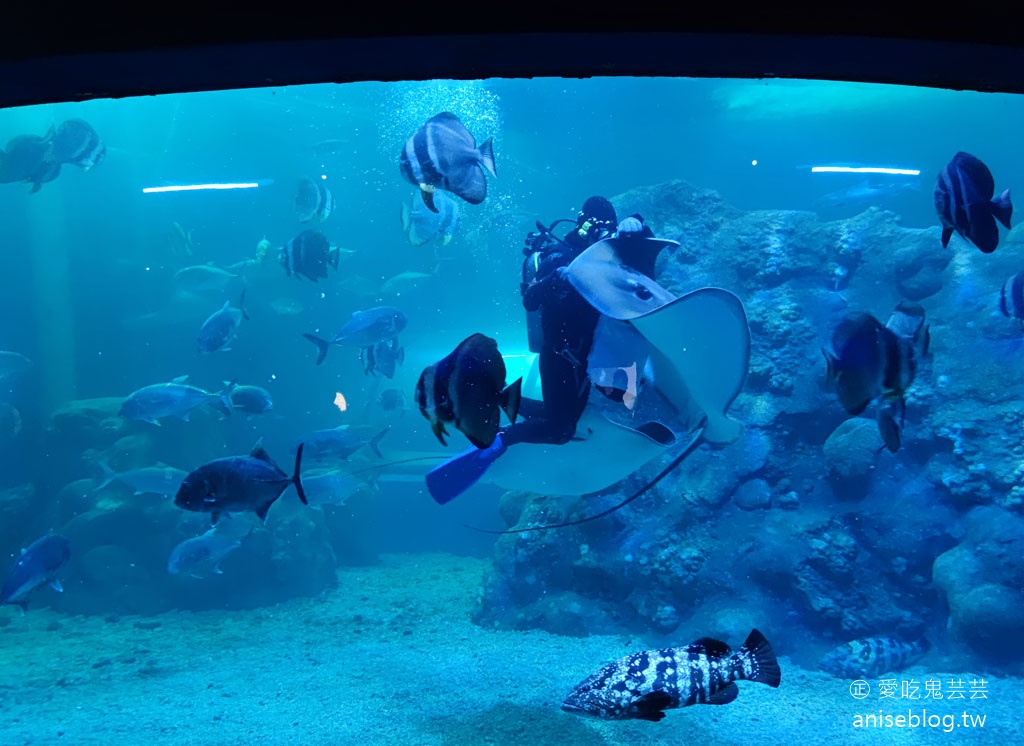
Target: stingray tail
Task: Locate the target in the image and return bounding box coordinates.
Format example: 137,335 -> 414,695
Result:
501,377 -> 522,424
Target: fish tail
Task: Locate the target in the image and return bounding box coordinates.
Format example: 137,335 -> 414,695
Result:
477,137 -> 497,178
993,188 -> 1013,229
214,381 -> 236,417
303,333 -> 330,366
93,459 -> 116,492
739,629 -> 781,688
501,377 -> 523,424
369,426 -> 391,458
821,348 -> 839,385
292,442 -> 308,505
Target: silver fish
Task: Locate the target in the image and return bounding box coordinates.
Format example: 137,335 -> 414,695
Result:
0,533 -> 71,611
95,463 -> 187,498
168,523 -> 251,577
119,377 -> 235,425
197,292 -> 249,353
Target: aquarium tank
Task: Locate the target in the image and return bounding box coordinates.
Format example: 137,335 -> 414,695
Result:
0,28 -> 1022,746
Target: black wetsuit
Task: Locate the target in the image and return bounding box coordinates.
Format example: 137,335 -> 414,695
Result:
501,230 -> 601,446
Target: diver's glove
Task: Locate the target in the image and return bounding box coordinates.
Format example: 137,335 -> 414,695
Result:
615,214 -> 655,239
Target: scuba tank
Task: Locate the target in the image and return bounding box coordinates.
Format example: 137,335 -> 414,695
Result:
521,219 -> 576,353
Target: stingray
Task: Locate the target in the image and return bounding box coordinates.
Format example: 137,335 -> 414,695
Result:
564,236 -> 679,319
365,242 -> 750,530
483,286 -> 749,495
471,243 -> 750,532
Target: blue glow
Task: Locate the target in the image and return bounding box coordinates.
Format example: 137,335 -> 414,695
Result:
811,166 -> 921,176
142,182 -> 261,194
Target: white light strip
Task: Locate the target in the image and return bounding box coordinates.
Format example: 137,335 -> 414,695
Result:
142,182 -> 260,193
811,166 -> 921,176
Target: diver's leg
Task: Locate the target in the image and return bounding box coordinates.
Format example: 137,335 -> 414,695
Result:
501,350 -> 587,446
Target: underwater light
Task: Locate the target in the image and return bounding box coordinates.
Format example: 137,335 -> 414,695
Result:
811,166 -> 921,176
142,182 -> 261,193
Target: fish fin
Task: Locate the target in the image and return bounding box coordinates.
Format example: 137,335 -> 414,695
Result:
940,226 -> 954,248
171,375 -> 189,384
993,188 -> 1013,229
303,333 -> 330,366
239,290 -> 250,321
400,202 -> 411,231
16,600 -> 28,613
397,346 -> 405,365
328,247 -> 339,270
211,512 -> 221,525
631,691 -> 671,721
50,579 -> 63,593
971,214 -> 1000,253
213,381 -> 236,418
29,181 -> 42,194
250,440 -> 276,466
740,628 -> 782,687
369,427 -> 391,458
500,377 -> 523,424
431,420 -> 449,447
477,136 -> 497,178
291,443 -> 308,505
255,503 -> 272,523
93,460 -> 116,492
706,683 -> 738,705
692,637 -> 732,658
876,408 -> 901,453
420,185 -> 438,213
821,348 -> 838,385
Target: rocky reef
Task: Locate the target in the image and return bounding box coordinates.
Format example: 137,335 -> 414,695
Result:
475,179 -> 1024,673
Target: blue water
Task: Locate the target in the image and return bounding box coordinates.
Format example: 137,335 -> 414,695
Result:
1,76 -> 1023,743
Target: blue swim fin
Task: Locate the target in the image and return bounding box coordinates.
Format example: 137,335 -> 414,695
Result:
426,433 -> 506,505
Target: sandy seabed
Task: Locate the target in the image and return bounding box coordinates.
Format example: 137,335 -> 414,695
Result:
0,553 -> 1017,746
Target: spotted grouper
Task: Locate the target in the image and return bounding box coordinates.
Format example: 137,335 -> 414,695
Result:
562,628 -> 781,722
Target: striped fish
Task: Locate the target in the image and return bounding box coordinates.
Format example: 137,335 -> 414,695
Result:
295,176 -> 335,223
819,637 -> 930,679
1000,270 -> 1024,322
934,151 -> 1012,254
562,629 -> 781,722
399,112 -> 496,212
50,119 -> 105,171
279,229 -> 338,282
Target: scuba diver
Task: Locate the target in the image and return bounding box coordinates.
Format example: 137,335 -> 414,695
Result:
426,196 -> 658,504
